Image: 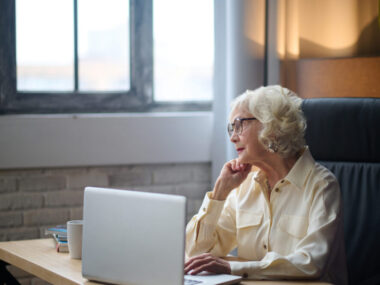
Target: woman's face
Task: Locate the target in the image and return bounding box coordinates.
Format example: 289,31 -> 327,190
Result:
229,107 -> 267,164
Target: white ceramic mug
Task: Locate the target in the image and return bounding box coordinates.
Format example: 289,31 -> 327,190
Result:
67,220 -> 83,259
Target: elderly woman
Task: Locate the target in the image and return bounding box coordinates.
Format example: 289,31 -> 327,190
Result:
185,86 -> 347,284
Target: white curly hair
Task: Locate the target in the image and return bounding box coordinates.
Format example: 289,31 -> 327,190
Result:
230,85 -> 306,158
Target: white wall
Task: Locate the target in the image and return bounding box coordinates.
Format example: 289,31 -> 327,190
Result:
0,112 -> 212,169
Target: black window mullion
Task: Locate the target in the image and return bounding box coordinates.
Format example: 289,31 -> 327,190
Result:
73,0 -> 79,91
0,0 -> 17,110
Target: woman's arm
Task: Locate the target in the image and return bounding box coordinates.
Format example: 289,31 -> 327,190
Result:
186,179 -> 346,284
185,160 -> 251,258
185,191 -> 237,257
229,179 -> 345,281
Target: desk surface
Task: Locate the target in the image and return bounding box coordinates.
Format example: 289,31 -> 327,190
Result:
0,239 -> 331,285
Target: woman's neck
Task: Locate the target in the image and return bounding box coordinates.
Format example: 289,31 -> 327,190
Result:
256,154 -> 298,189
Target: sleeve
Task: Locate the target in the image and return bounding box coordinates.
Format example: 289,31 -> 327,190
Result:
229,178 -> 343,280
185,190 -> 238,258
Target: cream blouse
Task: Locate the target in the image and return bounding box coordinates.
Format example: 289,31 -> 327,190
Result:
186,148 -> 348,285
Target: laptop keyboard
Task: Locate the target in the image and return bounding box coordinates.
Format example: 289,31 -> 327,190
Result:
184,278 -> 202,285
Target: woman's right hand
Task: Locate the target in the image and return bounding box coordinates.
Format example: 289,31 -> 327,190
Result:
211,160 -> 252,200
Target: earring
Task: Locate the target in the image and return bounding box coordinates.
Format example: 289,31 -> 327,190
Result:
267,142 -> 278,153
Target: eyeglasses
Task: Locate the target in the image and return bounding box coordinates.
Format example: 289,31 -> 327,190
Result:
227,117 -> 256,137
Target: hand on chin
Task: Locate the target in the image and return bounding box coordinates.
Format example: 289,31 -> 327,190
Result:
236,156 -> 251,169
236,153 -> 247,164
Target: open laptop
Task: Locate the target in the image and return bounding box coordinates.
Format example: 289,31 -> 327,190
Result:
82,187 -> 242,285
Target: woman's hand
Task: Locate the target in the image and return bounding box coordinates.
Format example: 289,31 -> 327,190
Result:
184,253 -> 231,275
212,160 -> 252,200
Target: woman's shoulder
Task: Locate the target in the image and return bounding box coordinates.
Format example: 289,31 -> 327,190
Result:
313,162 -> 338,182
307,161 -> 340,195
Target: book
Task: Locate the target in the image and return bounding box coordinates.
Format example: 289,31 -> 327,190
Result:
45,225 -> 69,253
45,225 -> 67,237
52,233 -> 69,252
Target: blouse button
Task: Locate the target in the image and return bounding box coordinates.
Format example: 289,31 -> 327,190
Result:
275,188 -> 279,192
263,244 -> 267,249
202,207 -> 206,212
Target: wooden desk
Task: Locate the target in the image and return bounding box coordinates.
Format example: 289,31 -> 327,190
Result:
0,239 -> 331,285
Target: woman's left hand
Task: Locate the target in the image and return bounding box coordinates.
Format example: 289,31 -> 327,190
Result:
184,253 -> 231,275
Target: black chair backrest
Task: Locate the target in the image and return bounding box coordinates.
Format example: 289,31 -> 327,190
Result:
302,98 -> 380,285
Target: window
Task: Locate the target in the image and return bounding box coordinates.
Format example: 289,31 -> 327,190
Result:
0,0 -> 212,114
16,0 -> 75,91
17,0 -> 130,92
153,0 -> 214,102
0,0 -> 151,113
77,0 -> 130,92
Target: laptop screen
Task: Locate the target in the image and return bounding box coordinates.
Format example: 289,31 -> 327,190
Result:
82,187 -> 187,285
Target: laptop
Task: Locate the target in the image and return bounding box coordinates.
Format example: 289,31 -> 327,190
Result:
82,187 -> 242,285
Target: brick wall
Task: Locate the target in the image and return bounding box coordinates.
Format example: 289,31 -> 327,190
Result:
0,162 -> 211,285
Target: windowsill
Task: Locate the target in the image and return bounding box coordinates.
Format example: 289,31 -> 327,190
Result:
0,112 -> 213,169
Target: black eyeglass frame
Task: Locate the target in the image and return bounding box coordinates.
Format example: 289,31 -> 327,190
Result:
227,117 -> 257,137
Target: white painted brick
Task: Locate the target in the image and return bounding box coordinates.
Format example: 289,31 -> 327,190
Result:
89,165 -> 128,175
23,208 -> 70,226
132,185 -> 177,195
70,207 -> 83,220
15,194 -> 45,210
44,191 -> 84,207
0,212 -> 23,228
0,194 -> 12,210
0,177 -> 17,193
0,193 -> 44,211
45,167 -> 86,176
153,164 -> 194,185
175,183 -> 210,199
1,227 -> 39,241
191,163 -> 211,182
0,163 -> 212,246
67,171 -> 108,189
109,171 -> 152,187
187,199 -> 203,219
0,169 -> 44,177
19,176 -> 66,192
99,165 -> 153,176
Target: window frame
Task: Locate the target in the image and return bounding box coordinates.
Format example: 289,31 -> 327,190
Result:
0,0 -> 212,115
0,0 -> 154,114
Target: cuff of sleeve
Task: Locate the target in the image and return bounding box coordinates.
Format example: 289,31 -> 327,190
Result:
229,261 -> 261,279
197,192 -> 226,224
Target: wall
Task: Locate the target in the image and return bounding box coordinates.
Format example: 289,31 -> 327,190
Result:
0,162 -> 211,284
277,0 -> 380,59
294,56 -> 380,98
270,0 -> 380,97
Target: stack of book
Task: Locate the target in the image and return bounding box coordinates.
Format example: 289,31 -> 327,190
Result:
45,225 -> 68,252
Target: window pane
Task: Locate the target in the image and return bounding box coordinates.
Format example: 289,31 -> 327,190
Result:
154,0 -> 214,102
78,0 -> 130,91
16,0 -> 74,91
